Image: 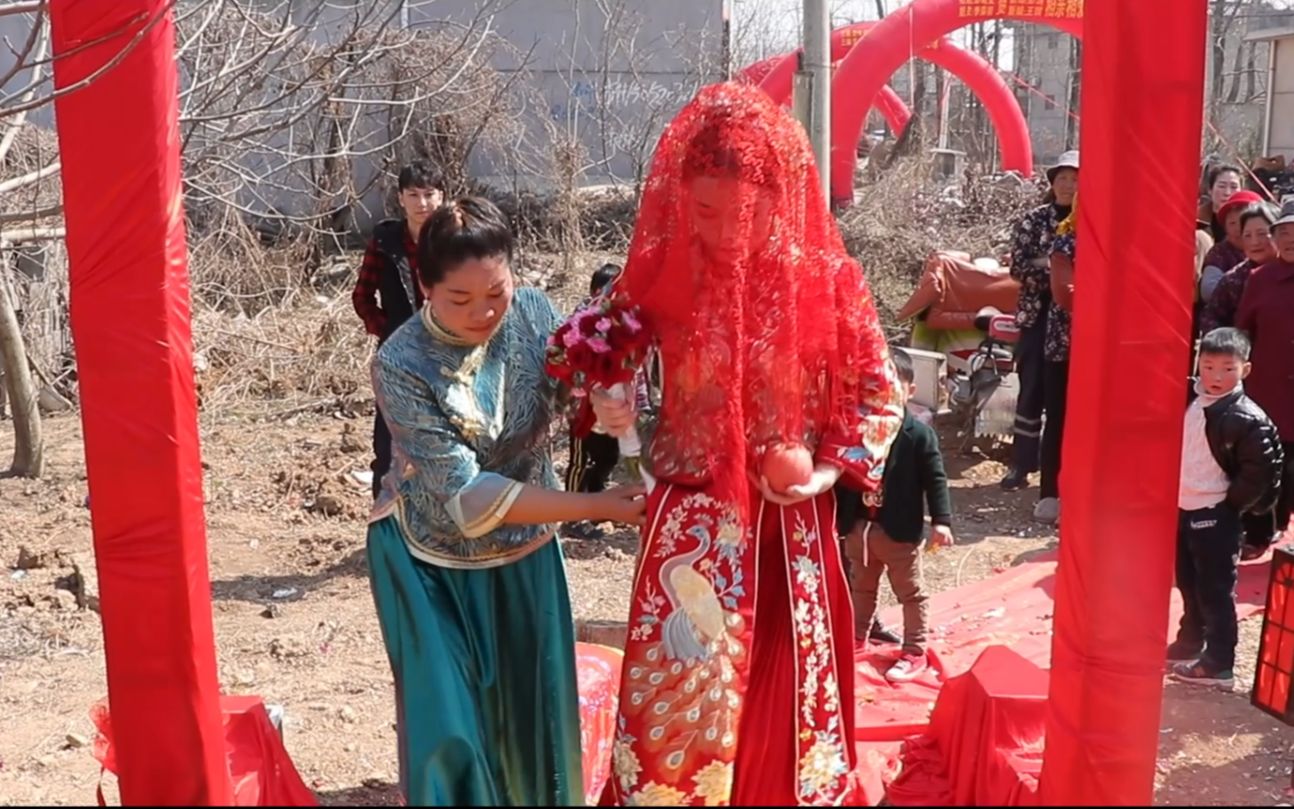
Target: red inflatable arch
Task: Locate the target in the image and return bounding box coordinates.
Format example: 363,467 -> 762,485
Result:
830,0 -> 1082,205
758,22 -> 1033,174
740,55 -> 914,136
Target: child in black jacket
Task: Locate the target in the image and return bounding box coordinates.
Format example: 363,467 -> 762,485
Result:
837,348 -> 955,683
1169,328 -> 1284,690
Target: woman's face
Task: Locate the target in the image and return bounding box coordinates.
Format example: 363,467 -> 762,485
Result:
1274,222 -> 1294,263
424,255 -> 514,345
1050,168 -> 1077,206
1224,207 -> 1246,245
1241,217 -> 1276,263
1210,171 -> 1243,211
687,175 -> 775,266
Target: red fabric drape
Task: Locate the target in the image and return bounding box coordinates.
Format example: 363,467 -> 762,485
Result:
50,2 -> 229,803
1038,0 -> 1208,804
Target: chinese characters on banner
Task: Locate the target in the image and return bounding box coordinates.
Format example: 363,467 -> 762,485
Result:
957,0 -> 1082,17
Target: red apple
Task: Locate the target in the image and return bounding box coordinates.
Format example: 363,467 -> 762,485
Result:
762,443 -> 814,493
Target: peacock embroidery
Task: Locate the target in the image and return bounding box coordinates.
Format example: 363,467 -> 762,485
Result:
617,491 -> 750,805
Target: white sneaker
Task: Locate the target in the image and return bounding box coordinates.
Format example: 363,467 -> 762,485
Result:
1033,497 -> 1060,525
885,653 -> 929,684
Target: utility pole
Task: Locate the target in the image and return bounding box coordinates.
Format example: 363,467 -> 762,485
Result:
795,0 -> 831,198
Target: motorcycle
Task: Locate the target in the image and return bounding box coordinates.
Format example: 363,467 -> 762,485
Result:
896,251 -> 1021,451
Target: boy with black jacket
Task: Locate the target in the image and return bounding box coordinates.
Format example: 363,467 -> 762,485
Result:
352,162 -> 446,498
837,348 -> 955,683
1169,328 -> 1284,690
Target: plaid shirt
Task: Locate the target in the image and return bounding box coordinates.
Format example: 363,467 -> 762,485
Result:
352,227 -> 421,338
1010,203 -> 1069,329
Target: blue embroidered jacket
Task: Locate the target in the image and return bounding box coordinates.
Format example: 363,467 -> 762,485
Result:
371,287 -> 563,568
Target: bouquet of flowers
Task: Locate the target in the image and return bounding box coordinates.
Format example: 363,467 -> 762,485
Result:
546,296 -> 653,476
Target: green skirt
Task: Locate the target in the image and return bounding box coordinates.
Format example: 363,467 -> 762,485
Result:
366,517 -> 584,806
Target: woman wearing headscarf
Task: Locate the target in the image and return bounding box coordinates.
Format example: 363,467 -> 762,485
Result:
1000,151 -> 1078,492
590,82 -> 903,806
1035,199 -> 1079,525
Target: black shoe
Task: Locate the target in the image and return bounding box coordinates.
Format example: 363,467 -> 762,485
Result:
868,620 -> 902,645
1000,468 -> 1029,491
1165,639 -> 1203,667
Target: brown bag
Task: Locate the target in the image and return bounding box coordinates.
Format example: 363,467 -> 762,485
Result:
896,251 -> 1021,330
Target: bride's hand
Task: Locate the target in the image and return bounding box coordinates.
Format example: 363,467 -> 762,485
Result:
756,463 -> 843,506
589,389 -> 635,438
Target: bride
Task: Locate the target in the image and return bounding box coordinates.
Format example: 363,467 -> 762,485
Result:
592,82 -> 903,806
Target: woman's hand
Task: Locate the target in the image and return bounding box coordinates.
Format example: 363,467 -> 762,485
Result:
589,388 -> 635,438
590,485 -> 648,526
756,463 -> 842,506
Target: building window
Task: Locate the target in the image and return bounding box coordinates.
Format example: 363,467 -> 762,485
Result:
1044,95 -> 1056,111
1048,34 -> 1059,50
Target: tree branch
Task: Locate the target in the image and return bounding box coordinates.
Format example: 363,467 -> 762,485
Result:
0,161 -> 59,195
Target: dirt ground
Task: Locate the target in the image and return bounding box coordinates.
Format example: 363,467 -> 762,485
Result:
2,408 -> 1290,807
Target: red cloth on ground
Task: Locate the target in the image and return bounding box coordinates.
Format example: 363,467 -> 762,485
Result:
838,546 -> 1275,805
887,647 -> 1046,807
92,696 -> 316,806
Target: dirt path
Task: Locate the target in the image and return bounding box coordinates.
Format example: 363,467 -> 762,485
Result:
0,414 -> 1289,806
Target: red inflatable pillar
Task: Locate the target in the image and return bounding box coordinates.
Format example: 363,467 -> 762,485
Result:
1039,0 -> 1207,804
49,2 -> 230,804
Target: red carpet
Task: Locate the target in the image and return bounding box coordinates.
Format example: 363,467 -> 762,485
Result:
845,546 -> 1276,805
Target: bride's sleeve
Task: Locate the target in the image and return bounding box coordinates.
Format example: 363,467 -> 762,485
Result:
374,359 -> 524,539
816,280 -> 904,497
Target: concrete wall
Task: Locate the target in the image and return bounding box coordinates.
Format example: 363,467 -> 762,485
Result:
406,0 -> 728,191
1266,37 -> 1294,158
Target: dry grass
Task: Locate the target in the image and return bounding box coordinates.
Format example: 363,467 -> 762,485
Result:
192,292 -> 370,418
839,157 -> 1042,331
186,162 -> 1043,412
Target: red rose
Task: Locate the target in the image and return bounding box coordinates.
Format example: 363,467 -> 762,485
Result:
566,341 -> 593,372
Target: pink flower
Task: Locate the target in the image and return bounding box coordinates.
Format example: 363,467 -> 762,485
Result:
595,317 -> 612,333
621,310 -> 642,332
587,337 -> 611,353
563,329 -> 583,347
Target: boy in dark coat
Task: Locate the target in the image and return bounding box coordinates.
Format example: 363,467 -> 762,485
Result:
837,347 -> 955,683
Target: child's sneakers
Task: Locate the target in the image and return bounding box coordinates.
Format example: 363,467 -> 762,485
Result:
885,653 -> 928,684
1169,660 -> 1235,691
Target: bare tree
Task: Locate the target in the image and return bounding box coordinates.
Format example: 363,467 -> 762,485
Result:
0,0 -> 523,476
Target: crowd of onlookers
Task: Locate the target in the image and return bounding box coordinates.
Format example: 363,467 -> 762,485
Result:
999,154 -> 1292,690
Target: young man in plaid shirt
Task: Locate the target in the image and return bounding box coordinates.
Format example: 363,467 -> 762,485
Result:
352,161 -> 445,498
